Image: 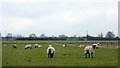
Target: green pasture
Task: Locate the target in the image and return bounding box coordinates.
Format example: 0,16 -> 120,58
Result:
2,43 -> 118,66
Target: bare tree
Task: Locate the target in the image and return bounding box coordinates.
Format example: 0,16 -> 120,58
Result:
6,33 -> 12,38
98,33 -> 103,38
40,34 -> 46,38
105,31 -> 115,38
29,33 -> 37,38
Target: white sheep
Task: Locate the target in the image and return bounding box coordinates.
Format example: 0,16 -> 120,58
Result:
34,44 -> 39,48
47,45 -> 55,58
63,44 -> 67,47
84,44 -> 98,58
25,44 -> 32,50
13,44 -> 17,48
38,45 -> 42,48
3,44 -> 6,46
79,45 -> 84,47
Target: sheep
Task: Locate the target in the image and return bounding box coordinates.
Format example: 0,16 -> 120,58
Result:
47,45 -> 55,58
38,45 -> 42,48
34,44 -> 39,48
79,44 -> 84,47
84,44 -> 98,58
25,44 -> 32,50
3,44 -> 6,46
63,44 -> 67,47
13,44 -> 17,48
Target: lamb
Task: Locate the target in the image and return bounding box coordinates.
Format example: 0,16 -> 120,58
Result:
79,44 -> 84,47
84,44 -> 98,58
38,45 -> 42,48
34,44 -> 39,48
13,44 -> 17,48
3,44 -> 6,46
63,44 -> 67,47
25,44 -> 32,50
47,45 -> 55,58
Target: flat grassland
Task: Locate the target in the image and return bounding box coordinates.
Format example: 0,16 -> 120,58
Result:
2,40 -> 118,66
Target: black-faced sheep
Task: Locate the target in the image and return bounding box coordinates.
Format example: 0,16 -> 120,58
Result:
63,44 -> 67,47
84,44 -> 98,58
25,45 -> 32,50
34,44 -> 39,48
38,45 -> 42,48
13,44 -> 17,48
47,45 -> 55,58
3,44 -> 6,46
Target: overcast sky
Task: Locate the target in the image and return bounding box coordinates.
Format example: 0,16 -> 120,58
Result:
0,0 -> 119,37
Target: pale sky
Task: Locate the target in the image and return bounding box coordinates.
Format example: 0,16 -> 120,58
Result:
0,0 -> 119,37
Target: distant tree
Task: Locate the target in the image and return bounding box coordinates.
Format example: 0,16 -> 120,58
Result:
73,34 -> 77,37
51,35 -> 55,38
29,33 -> 37,38
0,33 -> 2,37
116,36 -> 119,38
40,34 -> 46,38
58,34 -> 67,38
16,35 -> 23,38
105,31 -> 115,38
98,33 -> 103,38
6,33 -> 12,38
0,33 -> 2,40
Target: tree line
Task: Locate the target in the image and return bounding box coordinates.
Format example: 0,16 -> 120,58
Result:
0,31 -> 119,40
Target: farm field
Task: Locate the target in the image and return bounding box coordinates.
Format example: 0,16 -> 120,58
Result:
2,40 -> 118,66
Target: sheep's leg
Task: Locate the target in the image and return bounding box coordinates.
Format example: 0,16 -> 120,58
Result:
85,54 -> 87,58
48,54 -> 50,58
91,52 -> 93,58
50,53 -> 52,58
88,53 -> 90,58
30,47 -> 32,49
51,53 -> 53,58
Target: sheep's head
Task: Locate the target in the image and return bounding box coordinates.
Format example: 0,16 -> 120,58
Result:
92,44 -> 99,49
92,45 -> 96,49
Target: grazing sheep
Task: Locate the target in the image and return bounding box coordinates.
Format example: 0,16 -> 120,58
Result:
63,44 -> 67,47
25,45 -> 32,50
34,44 -> 39,48
13,44 -> 17,48
47,45 -> 55,58
3,44 -> 6,46
84,44 -> 98,58
79,45 -> 84,47
38,45 -> 42,48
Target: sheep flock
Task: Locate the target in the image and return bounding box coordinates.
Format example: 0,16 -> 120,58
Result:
3,43 -> 99,58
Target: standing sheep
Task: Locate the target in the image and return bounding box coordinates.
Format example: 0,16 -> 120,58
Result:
25,45 -> 32,50
3,44 -> 6,46
79,44 -> 84,47
84,44 -> 98,58
13,44 -> 17,48
47,45 -> 55,58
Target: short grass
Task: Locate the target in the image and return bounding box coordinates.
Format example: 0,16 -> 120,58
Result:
2,44 -> 118,66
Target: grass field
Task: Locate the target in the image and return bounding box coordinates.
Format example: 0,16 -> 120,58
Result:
2,43 -> 118,66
